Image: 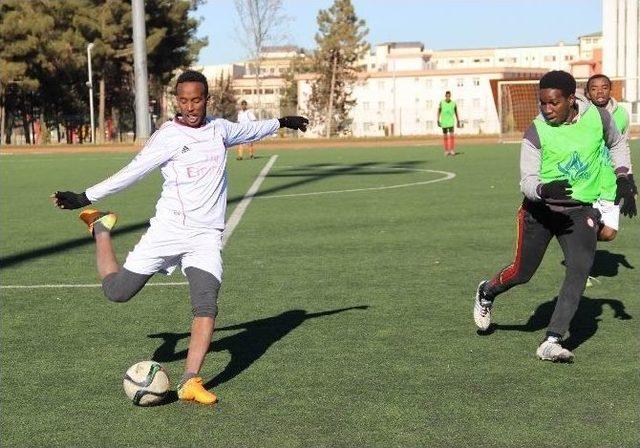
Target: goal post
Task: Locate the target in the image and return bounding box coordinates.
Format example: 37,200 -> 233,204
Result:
497,77 -> 640,143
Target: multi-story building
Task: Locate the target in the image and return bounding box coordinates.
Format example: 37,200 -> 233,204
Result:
196,46 -> 306,119
297,41 -> 562,137
602,0 -> 639,120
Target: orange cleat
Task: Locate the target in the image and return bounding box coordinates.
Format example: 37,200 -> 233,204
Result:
78,209 -> 118,235
177,377 -> 218,405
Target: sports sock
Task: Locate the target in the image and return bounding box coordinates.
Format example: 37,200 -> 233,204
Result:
443,135 -> 448,152
545,332 -> 562,343
180,372 -> 197,386
93,221 -> 110,236
450,134 -> 455,152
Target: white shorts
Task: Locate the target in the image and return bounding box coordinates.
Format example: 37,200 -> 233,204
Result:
123,216 -> 224,281
593,199 -> 620,231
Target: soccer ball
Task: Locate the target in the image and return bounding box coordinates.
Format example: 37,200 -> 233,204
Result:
123,361 -> 170,406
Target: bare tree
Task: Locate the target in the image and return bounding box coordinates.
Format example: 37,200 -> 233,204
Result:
233,0 -> 287,119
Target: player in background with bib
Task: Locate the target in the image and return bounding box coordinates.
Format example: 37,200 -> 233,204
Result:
437,91 -> 460,156
586,73 -> 637,242
472,71 -> 635,362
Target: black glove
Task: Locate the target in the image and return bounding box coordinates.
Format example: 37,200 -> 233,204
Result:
615,176 -> 637,217
51,191 -> 91,210
629,173 -> 638,195
278,116 -> 309,132
539,179 -> 572,201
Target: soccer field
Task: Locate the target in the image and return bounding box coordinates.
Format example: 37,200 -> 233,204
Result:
1,142 -> 638,447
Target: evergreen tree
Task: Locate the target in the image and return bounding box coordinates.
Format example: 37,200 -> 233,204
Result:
308,0 -> 369,137
1,0 -> 206,144
209,73 -> 238,121
279,50 -> 312,116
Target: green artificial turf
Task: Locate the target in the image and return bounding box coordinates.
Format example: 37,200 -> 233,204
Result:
1,142 -> 638,447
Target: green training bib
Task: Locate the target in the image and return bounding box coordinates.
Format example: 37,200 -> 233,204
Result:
439,100 -> 456,128
534,105 -> 604,203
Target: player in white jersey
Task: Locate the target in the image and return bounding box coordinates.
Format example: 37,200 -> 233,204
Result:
51,70 -> 309,405
236,100 -> 258,160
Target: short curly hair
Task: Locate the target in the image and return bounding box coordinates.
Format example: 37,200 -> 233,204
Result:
539,70 -> 576,98
175,70 -> 208,97
586,73 -> 612,91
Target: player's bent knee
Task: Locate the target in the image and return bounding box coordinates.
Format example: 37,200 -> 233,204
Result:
102,269 -> 151,303
185,267 -> 221,318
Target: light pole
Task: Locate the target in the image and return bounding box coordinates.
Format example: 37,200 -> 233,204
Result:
86,43 -> 96,144
132,0 -> 150,141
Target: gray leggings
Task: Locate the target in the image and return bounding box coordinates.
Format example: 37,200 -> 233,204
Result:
102,267 -> 220,317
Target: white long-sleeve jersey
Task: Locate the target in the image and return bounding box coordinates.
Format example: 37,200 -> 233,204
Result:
85,117 -> 280,229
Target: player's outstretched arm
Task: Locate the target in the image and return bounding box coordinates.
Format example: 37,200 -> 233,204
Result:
51,191 -> 91,210
221,116 -> 308,148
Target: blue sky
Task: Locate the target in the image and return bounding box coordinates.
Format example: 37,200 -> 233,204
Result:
195,0 -> 602,65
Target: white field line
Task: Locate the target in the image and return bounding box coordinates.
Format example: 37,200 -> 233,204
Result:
257,168 -> 455,199
2,156 -> 278,290
222,154 -> 278,248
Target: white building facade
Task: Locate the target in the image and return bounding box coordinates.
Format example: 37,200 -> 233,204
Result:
602,0 -> 640,118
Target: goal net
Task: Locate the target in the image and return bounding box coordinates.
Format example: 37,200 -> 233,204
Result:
497,77 -> 640,142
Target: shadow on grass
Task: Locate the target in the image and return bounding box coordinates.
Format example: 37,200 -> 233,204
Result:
480,296 -> 631,351
589,249 -> 634,278
149,306 -> 369,404
1,161 -> 426,269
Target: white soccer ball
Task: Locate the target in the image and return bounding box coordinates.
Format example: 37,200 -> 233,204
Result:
123,361 -> 170,406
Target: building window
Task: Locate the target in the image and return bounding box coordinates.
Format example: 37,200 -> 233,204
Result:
473,119 -> 483,129
473,77 -> 480,86
425,120 -> 434,130
440,79 -> 448,88
473,98 -> 481,108
457,99 -> 464,108
378,101 -> 385,109
264,88 -> 274,94
473,58 -> 480,63
371,63 -> 376,69
363,102 -> 370,110
425,79 -> 432,88
425,100 -> 433,109
364,122 -> 373,131
456,78 -> 464,87
378,80 -> 385,89
415,117 -> 420,123
449,59 -> 455,64
498,58 -> 505,62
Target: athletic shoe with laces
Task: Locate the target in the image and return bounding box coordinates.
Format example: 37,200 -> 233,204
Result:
177,377 -> 218,405
473,280 -> 493,331
78,209 -> 118,235
536,340 -> 574,363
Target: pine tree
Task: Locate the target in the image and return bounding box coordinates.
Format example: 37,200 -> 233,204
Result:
308,0 -> 369,137
209,73 -> 238,121
279,51 -> 312,116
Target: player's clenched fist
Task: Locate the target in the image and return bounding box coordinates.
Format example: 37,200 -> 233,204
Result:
51,191 -> 92,210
